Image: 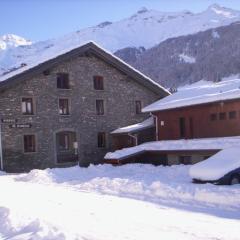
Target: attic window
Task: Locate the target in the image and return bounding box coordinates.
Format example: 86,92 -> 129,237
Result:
57,73 -> 70,89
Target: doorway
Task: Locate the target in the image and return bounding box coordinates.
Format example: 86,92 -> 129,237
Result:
56,131 -> 78,163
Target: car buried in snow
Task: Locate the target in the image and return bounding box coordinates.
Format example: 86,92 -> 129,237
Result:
189,148 -> 240,185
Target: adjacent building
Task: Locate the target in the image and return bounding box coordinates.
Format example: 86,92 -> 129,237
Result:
105,79 -> 240,165
0,42 -> 169,172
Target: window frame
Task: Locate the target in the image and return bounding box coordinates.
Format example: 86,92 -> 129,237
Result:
210,113 -> 217,121
135,100 -> 142,115
58,98 -> 70,116
219,112 -> 226,120
97,132 -> 106,148
93,75 -> 104,90
21,97 -> 35,115
23,134 -> 37,153
179,156 -> 191,165
57,73 -> 70,89
229,111 -> 237,120
96,99 -> 105,116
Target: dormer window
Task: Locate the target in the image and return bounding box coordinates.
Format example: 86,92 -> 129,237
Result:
93,75 -> 104,90
57,73 -> 70,89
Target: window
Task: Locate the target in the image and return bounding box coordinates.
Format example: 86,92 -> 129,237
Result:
22,97 -> 34,115
96,99 -> 104,115
189,117 -> 194,138
229,111 -> 236,119
57,73 -> 70,89
93,75 -> 104,90
24,135 -> 36,153
210,113 -> 217,121
59,98 -> 70,115
135,101 -> 142,114
179,156 -> 191,165
219,112 -> 226,120
179,117 -> 186,138
98,132 -> 106,148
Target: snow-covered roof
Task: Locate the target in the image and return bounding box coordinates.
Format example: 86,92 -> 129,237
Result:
105,136 -> 240,160
142,78 -> 240,112
189,147 -> 240,181
0,41 -> 169,96
111,117 -> 154,134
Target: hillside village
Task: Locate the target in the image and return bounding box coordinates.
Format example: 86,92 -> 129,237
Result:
0,2 -> 240,240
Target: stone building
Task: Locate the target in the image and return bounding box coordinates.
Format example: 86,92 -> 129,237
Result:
0,42 -> 168,172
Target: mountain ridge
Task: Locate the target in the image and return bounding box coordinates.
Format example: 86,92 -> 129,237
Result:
1,4 -> 240,85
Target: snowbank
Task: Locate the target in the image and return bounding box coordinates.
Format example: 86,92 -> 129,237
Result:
13,164 -> 240,210
189,147 -> 240,181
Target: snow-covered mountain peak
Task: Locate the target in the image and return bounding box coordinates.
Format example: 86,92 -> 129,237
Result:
206,4 -> 238,18
0,34 -> 31,50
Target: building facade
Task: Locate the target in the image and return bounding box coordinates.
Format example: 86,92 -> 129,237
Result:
0,42 -> 168,172
154,99 -> 240,140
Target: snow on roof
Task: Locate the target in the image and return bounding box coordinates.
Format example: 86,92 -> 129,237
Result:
0,41 -> 168,95
111,117 -> 154,134
189,147 -> 240,181
104,136 -> 240,160
142,77 -> 240,112
0,40 -> 91,83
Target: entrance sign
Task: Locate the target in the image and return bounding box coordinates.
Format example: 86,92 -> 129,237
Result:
9,124 -> 32,128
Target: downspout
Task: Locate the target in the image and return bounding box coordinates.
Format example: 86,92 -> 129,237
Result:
128,133 -> 138,146
0,122 -> 3,171
151,113 -> 159,141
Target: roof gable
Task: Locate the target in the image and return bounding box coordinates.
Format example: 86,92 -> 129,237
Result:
0,42 -> 169,96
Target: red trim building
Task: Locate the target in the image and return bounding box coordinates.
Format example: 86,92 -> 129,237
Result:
106,79 -> 240,165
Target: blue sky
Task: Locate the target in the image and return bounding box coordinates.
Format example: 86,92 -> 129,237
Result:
1,0 -> 240,41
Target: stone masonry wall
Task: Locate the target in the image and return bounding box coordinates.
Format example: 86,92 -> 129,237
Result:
0,54 -> 160,172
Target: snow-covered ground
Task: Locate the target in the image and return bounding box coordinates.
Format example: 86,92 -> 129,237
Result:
0,164 -> 239,239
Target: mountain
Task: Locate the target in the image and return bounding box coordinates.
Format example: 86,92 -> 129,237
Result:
115,22 -> 240,88
1,4 -> 240,79
0,34 -> 31,50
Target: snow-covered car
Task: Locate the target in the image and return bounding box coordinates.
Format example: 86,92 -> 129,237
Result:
189,148 -> 240,185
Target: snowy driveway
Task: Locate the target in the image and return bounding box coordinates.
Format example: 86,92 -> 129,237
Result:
0,164 -> 239,239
